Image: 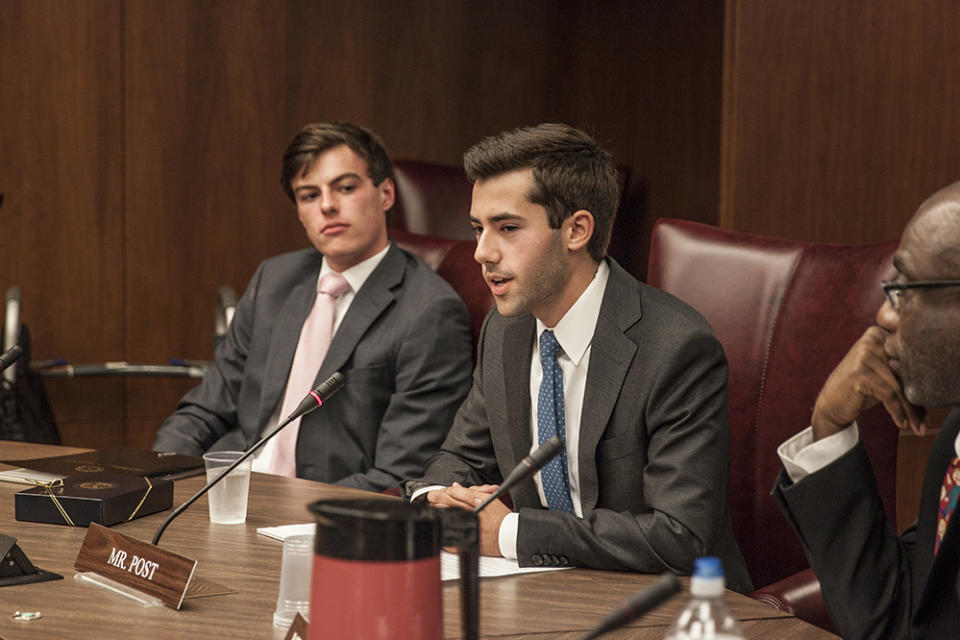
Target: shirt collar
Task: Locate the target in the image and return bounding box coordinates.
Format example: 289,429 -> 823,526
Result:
536,260 -> 610,366
318,243 -> 390,293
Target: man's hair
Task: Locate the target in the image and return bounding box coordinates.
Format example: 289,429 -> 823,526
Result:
463,123 -> 619,262
281,122 -> 395,203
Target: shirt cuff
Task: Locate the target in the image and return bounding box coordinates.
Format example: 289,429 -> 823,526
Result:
498,512 -> 519,560
778,423 -> 859,483
409,484 -> 446,503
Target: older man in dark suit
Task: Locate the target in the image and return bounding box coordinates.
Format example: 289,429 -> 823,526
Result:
406,123 -> 751,593
774,182 -> 960,638
154,122 -> 472,492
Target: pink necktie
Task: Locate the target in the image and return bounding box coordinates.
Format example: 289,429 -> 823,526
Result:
268,271 -> 350,476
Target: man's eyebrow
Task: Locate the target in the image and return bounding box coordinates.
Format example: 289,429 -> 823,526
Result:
469,213 -> 524,225
330,172 -> 363,184
293,172 -> 364,193
892,254 -> 905,274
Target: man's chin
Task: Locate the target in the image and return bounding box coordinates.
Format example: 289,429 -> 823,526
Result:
904,379 -> 951,410
493,298 -> 528,318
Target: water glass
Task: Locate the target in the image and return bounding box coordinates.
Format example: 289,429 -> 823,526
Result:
273,533 -> 314,629
202,450 -> 251,524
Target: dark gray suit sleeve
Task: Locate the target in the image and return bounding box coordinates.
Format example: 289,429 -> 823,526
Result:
337,294 -> 473,492
152,265 -> 261,455
773,441 -> 915,639
517,332 -> 733,575
406,312 -> 503,496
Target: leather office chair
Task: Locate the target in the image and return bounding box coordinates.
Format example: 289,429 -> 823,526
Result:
390,228 -> 492,357
647,218 -> 900,631
392,160 -> 474,241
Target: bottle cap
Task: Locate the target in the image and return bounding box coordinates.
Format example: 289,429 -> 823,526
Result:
693,556 -> 723,578
690,556 -> 725,597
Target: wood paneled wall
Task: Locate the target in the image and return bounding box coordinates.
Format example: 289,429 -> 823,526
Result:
0,1 -> 126,448
722,0 -> 960,243
11,1 -> 957,450
1,0 -> 721,448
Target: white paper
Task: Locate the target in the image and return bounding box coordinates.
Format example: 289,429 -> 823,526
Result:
441,551 -> 568,581
256,523 -> 314,541
0,467 -> 65,485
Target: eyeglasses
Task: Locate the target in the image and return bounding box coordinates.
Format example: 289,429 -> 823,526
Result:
881,279 -> 960,310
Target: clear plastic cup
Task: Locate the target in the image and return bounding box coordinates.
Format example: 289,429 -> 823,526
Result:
202,451 -> 251,524
273,533 -> 314,629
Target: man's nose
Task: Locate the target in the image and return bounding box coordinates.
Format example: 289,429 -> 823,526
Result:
321,190 -> 337,214
474,230 -> 498,265
877,296 -> 899,333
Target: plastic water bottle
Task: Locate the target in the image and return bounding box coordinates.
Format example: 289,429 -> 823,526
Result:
664,556 -> 745,639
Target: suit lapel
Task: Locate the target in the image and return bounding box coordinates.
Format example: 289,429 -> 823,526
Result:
916,411 -> 960,622
578,260 -> 641,514
258,276 -> 317,427
316,243 -> 405,382
501,315 -> 537,506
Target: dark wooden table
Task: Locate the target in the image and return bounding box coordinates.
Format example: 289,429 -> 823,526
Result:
0,442 -> 837,639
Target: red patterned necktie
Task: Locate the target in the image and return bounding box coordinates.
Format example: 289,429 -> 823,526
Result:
267,272 -> 350,477
935,455 -> 960,555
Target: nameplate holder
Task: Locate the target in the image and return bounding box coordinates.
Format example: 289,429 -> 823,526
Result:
284,612 -> 309,640
74,523 -> 197,609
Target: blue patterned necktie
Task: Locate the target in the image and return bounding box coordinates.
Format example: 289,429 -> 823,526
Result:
537,330 -> 575,513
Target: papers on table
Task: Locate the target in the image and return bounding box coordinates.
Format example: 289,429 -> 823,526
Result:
255,523 -> 570,581
0,467 -> 65,485
439,551 -> 568,582
257,523 -> 314,541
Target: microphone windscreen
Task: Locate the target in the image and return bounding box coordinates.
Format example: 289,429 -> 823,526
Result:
475,436 -> 566,513
0,345 -> 23,372
315,371 -> 345,402
527,436 -> 563,470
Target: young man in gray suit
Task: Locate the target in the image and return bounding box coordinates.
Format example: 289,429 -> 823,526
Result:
407,123 -> 751,593
154,122 -> 473,492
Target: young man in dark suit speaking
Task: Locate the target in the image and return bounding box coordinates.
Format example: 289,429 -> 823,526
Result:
407,123 -> 751,593
154,122 -> 472,491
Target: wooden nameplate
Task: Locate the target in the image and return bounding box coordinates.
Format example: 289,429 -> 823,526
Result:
74,523 -> 197,609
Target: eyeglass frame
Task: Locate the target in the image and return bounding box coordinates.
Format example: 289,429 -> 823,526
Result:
881,279 -> 960,310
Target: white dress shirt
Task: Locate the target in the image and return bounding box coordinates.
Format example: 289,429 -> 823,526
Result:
498,261 -> 610,558
252,243 -> 390,472
779,422 -> 960,483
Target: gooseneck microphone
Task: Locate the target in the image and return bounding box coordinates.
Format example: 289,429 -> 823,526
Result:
580,572 -> 681,639
0,345 -> 23,373
473,436 -> 563,513
151,371 -> 345,545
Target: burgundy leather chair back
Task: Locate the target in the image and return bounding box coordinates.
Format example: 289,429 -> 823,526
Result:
647,218 -> 899,588
392,160 -> 474,241
390,228 -> 492,358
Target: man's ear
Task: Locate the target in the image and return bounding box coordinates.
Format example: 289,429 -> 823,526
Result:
564,209 -> 595,252
379,177 -> 396,212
